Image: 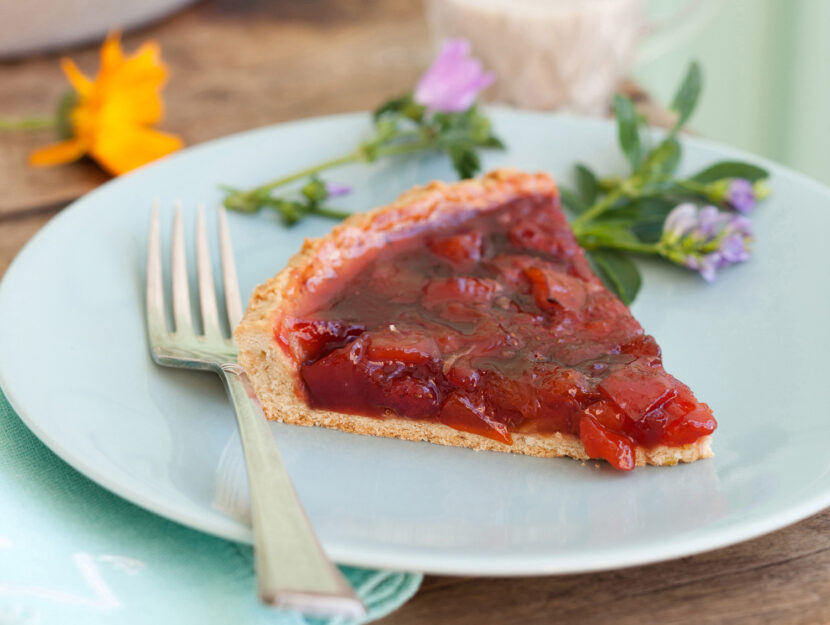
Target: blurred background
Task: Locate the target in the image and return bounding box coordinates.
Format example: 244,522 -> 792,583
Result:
1,0 -> 827,222
2,0 -> 826,182
636,0 -> 830,185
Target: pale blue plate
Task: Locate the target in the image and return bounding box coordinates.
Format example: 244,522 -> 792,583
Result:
1,110 -> 829,576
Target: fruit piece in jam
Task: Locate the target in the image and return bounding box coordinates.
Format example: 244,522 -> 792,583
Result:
276,195 -> 716,470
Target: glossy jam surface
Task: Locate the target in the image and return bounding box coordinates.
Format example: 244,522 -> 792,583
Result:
277,196 -> 716,470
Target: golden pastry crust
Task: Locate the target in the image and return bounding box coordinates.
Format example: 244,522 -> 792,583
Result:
235,169 -> 713,467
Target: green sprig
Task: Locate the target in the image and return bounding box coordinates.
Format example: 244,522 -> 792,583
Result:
222,93 -> 504,223
223,176 -> 351,226
563,61 -> 771,304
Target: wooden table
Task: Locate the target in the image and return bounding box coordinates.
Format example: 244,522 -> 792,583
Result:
1,2 -> 828,623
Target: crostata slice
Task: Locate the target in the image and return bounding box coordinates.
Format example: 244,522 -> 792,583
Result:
236,169 -> 715,470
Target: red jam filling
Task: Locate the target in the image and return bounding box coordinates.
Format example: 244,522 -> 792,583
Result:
277,195 -> 716,470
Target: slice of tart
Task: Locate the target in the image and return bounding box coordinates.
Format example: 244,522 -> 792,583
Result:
236,169 -> 715,470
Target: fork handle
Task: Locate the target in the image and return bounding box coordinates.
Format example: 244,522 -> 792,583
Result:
219,364 -> 366,618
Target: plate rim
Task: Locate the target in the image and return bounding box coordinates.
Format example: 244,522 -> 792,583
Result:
2,109 -> 830,576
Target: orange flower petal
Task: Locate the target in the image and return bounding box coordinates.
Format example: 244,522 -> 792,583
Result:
117,42 -> 167,91
95,40 -> 167,126
99,31 -> 125,76
126,41 -> 162,70
60,58 -> 92,97
90,126 -> 182,175
98,85 -> 164,127
28,139 -> 87,167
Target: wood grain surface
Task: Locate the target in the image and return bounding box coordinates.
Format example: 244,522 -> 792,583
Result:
1,2 -> 828,624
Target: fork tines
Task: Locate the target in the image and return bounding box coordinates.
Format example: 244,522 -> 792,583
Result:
147,203 -> 242,344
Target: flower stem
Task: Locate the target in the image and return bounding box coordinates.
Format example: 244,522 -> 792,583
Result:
310,205 -> 352,220
0,116 -> 55,131
375,138 -> 436,158
670,178 -> 708,194
578,238 -> 659,255
571,188 -> 625,232
224,137 -> 438,213
258,151 -> 364,195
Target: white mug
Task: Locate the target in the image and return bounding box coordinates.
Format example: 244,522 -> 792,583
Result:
426,0 -> 708,115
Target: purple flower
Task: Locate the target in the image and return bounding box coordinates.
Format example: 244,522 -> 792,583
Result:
414,39 -> 495,113
720,233 -> 751,263
705,178 -> 772,214
724,214 -> 752,237
683,253 -> 721,283
662,202 -> 698,240
324,181 -> 352,198
726,178 -> 756,214
660,204 -> 753,282
696,205 -> 729,237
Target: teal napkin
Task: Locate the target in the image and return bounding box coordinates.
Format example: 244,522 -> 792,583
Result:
0,389 -> 421,624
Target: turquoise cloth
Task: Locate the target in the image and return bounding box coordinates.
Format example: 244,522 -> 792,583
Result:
0,389 -> 421,624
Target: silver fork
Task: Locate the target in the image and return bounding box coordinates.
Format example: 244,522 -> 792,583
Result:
146,203 -> 365,618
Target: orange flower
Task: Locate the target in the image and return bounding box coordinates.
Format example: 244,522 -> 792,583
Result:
29,33 -> 183,175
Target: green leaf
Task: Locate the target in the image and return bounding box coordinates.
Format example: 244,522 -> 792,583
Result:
373,118 -> 399,142
689,160 -> 770,184
631,197 -> 677,220
466,106 -> 495,143
599,197 -> 676,223
262,198 -> 306,226
630,220 -> 666,244
592,197 -> 674,243
579,222 -> 643,248
373,94 -> 407,120
613,94 -> 642,171
560,186 -> 588,214
361,117 -> 403,162
447,144 -> 481,179
373,93 -> 422,122
670,61 -> 702,131
223,187 -> 270,213
575,164 -> 599,206
639,137 -> 682,177
481,134 -> 506,149
429,105 -> 505,178
589,249 -> 642,305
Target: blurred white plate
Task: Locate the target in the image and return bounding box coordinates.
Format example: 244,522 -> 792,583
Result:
1,110 -> 829,575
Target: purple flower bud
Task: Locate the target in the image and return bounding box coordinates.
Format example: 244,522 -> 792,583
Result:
324,181 -> 352,198
414,39 -> 495,113
726,178 -> 755,214
660,204 -> 753,281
